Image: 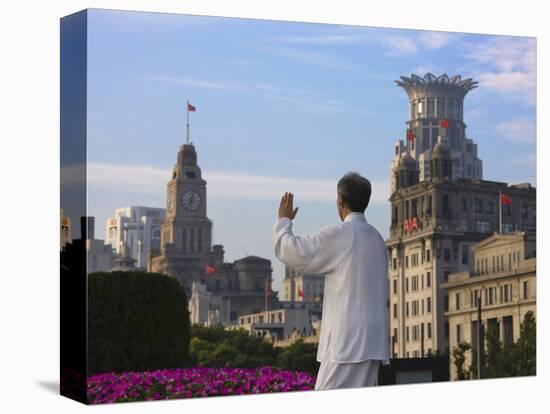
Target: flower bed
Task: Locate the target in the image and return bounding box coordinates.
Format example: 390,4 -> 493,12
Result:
87,366 -> 316,404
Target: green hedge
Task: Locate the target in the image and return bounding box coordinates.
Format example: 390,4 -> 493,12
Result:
88,271 -> 190,375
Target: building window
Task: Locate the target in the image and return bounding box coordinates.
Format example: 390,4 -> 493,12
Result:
444,295 -> 449,312
427,297 -> 432,313
393,257 -> 397,270
427,322 -> 432,339
502,223 -> 514,233
412,275 -> 418,291
393,279 -> 397,295
486,200 -> 495,215
197,229 -> 202,252
456,324 -> 462,344
520,205 -> 528,218
474,198 -> 484,214
476,220 -> 492,233
524,281 -> 529,299
406,277 -> 409,293
406,327 -> 410,342
426,249 -> 431,262
182,229 -> 187,252
405,256 -> 409,268
426,271 -> 431,287
462,198 -> 467,212
503,204 -> 512,216
503,316 -> 514,346
406,302 -> 409,317
461,245 -> 469,265
444,248 -> 451,262
393,303 -> 397,319
189,229 -> 195,252
456,293 -> 461,311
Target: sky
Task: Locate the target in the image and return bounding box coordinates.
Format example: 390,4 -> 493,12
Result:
85,9 -> 536,293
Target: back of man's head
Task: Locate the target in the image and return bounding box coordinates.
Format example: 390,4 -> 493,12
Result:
337,172 -> 372,213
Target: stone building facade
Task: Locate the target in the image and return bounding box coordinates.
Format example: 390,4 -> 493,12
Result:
282,265 -> 324,302
386,74 -> 536,359
391,73 -> 483,192
148,142 -> 278,323
442,232 -> 536,379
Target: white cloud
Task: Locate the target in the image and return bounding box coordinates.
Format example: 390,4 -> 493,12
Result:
87,162 -> 389,204
418,32 -> 459,49
495,117 -> 536,143
263,46 -> 361,71
465,37 -> 536,106
380,36 -> 418,55
131,75 -> 243,91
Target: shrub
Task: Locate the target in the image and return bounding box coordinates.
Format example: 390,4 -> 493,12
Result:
88,271 -> 190,375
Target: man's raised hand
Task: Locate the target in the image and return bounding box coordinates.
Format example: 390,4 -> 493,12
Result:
278,192 -> 299,220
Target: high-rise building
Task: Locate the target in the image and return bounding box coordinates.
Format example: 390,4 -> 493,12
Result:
84,217 -> 116,273
391,73 -> 483,192
105,206 -> 165,269
386,73 -> 536,359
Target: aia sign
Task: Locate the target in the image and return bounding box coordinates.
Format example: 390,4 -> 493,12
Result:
404,217 -> 419,234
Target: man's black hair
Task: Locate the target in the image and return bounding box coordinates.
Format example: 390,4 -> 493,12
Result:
337,171 -> 372,213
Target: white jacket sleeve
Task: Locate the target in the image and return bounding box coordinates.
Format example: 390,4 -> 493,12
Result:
272,218 -> 353,274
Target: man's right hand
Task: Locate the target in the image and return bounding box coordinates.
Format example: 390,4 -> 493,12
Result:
278,192 -> 299,220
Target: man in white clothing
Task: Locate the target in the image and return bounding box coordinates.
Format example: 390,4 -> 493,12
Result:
272,172 -> 389,391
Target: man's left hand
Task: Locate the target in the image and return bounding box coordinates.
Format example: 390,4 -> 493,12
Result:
279,192 -> 299,220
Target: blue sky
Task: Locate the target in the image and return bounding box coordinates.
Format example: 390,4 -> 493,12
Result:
85,9 -> 536,293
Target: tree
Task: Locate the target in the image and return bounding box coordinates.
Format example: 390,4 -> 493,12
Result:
514,311 -> 536,376
276,339 -> 319,376
88,271 -> 191,375
452,342 -> 471,380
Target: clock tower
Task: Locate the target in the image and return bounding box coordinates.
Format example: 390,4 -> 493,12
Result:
162,143 -> 212,252
149,143 -> 214,294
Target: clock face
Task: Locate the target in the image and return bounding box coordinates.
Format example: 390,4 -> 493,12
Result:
168,191 -> 175,211
181,190 -> 201,211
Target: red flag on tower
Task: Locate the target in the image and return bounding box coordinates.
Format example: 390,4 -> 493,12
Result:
406,129 -> 415,141
440,119 -> 450,129
187,102 -> 196,112
298,289 -> 305,298
500,193 -> 512,206
206,265 -> 217,275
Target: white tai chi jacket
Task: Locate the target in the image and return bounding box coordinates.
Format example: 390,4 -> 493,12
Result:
273,212 -> 390,364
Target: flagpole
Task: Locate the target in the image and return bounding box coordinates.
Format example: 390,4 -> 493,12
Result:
499,190 -> 502,234
186,100 -> 190,144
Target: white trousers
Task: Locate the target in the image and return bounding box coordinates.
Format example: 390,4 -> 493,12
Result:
315,352 -> 380,391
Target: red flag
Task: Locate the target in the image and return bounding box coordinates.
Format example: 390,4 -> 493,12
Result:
187,102 -> 196,112
440,119 -> 450,129
206,265 -> 217,275
406,129 -> 415,141
298,289 -> 304,298
500,193 -> 512,206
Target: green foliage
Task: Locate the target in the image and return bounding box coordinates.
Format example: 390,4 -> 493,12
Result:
452,342 -> 471,380
455,311 -> 536,380
88,271 -> 191,375
276,340 -> 320,376
513,310 -> 536,376
189,324 -> 278,368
